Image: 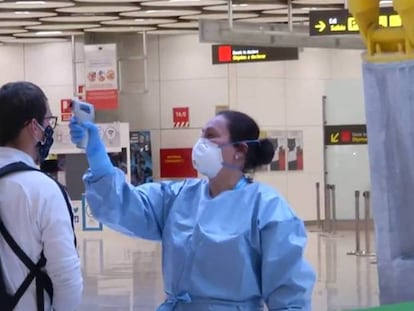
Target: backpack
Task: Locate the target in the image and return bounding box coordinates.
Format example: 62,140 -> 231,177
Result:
0,161 -> 77,311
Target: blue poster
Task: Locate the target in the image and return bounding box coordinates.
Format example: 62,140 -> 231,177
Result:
130,131 -> 153,186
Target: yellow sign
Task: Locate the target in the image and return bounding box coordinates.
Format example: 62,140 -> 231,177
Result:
315,20 -> 326,32
330,133 -> 339,143
347,14 -> 401,32
310,9 -> 402,36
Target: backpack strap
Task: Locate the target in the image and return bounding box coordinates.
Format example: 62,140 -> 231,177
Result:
0,161 -> 76,310
0,161 -> 77,246
0,218 -> 53,310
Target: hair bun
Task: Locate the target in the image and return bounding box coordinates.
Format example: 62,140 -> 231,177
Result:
257,139 -> 275,166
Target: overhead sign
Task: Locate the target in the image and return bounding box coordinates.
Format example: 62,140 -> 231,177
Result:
325,125 -> 367,145
309,8 -> 401,36
212,45 -> 298,64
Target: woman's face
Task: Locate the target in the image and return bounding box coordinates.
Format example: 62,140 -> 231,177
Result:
201,115 -> 239,168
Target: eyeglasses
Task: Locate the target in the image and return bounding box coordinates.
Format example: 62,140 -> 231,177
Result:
44,116 -> 58,129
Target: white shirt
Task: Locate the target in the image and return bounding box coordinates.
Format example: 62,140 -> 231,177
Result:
0,147 -> 83,311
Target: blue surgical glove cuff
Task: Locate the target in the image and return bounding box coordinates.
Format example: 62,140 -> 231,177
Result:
83,122 -> 114,178
86,147 -> 113,178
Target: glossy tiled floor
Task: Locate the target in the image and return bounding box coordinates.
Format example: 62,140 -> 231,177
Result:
75,228 -> 379,311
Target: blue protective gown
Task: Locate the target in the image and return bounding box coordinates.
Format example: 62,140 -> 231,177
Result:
84,168 -> 316,311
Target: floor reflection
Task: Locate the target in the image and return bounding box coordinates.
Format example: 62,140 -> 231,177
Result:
76,229 -> 379,311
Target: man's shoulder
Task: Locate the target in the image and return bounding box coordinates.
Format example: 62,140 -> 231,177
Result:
3,169 -> 63,198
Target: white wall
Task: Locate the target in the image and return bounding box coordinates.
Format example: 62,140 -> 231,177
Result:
0,35 -> 365,221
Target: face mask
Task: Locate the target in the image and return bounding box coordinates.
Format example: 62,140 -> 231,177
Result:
36,123 -> 54,161
192,138 -> 224,179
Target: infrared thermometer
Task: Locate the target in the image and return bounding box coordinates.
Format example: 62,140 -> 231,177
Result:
71,99 -> 95,149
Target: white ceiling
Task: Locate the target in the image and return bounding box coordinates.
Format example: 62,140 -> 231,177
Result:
0,0 -> 364,43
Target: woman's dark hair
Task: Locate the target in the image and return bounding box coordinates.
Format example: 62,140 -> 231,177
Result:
217,110 -> 275,171
0,81 -> 47,146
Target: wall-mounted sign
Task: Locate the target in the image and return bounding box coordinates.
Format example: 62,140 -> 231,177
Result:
160,148 -> 197,178
212,45 -> 299,64
84,44 -> 118,110
309,8 -> 400,36
173,107 -> 190,128
60,98 -> 72,122
325,125 -> 367,145
82,194 -> 103,231
257,130 -> 304,172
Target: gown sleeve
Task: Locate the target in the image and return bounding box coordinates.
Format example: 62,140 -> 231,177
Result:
260,197 -> 316,311
83,167 -> 185,240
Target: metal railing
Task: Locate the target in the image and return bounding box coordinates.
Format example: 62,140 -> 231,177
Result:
316,183 -> 337,234
347,190 -> 375,257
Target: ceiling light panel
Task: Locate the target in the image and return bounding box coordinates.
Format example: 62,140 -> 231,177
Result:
263,6 -> 340,14
179,12 -> 258,20
147,29 -> 197,35
0,1 -> 74,9
85,26 -> 156,32
26,24 -> 100,30
14,31 -> 84,37
240,16 -> 308,23
158,21 -> 198,28
3,38 -> 69,44
0,21 -> 41,27
74,0 -> 142,2
141,0 -> 226,7
292,0 -> 345,4
101,18 -> 177,26
121,9 -> 200,17
0,36 -> 16,41
56,5 -> 139,13
0,28 -> 27,34
40,15 -> 119,23
204,4 -> 287,11
0,11 -> 57,19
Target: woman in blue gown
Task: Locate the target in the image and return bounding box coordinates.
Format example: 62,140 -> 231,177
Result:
70,108 -> 316,311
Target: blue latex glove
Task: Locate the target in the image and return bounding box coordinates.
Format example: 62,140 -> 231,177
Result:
69,116 -> 113,177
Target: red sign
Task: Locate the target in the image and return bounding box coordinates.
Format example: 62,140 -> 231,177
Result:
160,148 -> 197,178
61,99 -> 72,122
61,114 -> 71,122
218,45 -> 232,62
173,107 -> 189,128
78,85 -> 85,100
61,99 -> 71,113
86,89 -> 118,110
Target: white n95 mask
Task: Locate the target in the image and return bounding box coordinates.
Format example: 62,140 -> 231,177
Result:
192,138 -> 223,179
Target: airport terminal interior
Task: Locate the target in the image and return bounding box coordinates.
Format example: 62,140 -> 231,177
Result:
1,0 -> 414,310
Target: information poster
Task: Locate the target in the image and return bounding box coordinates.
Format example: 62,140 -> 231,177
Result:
267,130 -> 287,171
256,130 -> 304,172
130,131 -> 153,186
82,194 -> 103,231
84,44 -> 118,110
287,130 -> 304,171
52,123 -> 121,152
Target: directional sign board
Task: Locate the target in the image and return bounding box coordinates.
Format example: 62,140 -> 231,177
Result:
325,125 -> 367,145
309,8 -> 401,36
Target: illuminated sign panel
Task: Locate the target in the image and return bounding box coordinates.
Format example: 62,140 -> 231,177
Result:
310,8 -> 401,36
212,45 -> 299,64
